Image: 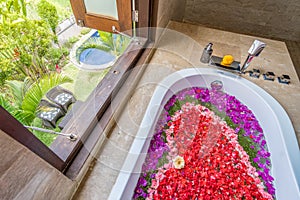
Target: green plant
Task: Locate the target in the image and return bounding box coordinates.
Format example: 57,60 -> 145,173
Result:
0,17 -> 55,84
44,0 -> 72,21
44,46 -> 70,70
81,42 -> 111,52
62,47 -> 69,56
0,94 -> 33,125
80,28 -> 91,35
5,78 -> 32,107
1,72 -> 73,146
37,0 -> 59,33
98,31 -> 114,51
63,36 -> 79,49
75,31 -> 130,62
19,55 -> 50,82
45,47 -> 64,65
0,95 -> 15,114
31,117 -> 57,146
2,73 -> 73,124
0,0 -> 28,24
22,73 -> 73,118
68,36 -> 79,44
97,30 -> 130,56
0,72 -> 8,86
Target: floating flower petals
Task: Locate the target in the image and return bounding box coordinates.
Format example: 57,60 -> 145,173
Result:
133,87 -> 275,200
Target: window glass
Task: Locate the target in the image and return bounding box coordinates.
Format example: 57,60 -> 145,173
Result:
84,0 -> 119,20
0,0 -> 129,147
1,0 -> 147,173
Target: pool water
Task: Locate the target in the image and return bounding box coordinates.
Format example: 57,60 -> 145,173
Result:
79,48 -> 116,65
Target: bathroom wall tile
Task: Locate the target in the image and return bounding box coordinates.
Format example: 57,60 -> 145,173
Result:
184,0 -> 300,41
155,0 -> 186,33
285,41 -> 300,78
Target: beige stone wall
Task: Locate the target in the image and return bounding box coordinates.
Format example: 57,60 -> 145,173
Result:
156,0 -> 186,28
0,130 -> 75,200
183,0 -> 300,41
154,0 -> 186,40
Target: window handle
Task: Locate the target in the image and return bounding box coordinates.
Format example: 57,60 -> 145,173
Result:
24,125 -> 77,141
112,26 -> 132,39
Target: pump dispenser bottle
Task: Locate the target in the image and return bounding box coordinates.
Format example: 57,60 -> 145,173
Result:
200,43 -> 213,63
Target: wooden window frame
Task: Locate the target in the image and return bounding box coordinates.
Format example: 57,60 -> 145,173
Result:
70,0 -> 132,34
0,0 -> 158,178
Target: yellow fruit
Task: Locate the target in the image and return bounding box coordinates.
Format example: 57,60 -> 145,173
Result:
221,55 -> 234,66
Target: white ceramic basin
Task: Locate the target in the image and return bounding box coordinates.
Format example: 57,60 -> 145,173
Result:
109,68 -> 300,200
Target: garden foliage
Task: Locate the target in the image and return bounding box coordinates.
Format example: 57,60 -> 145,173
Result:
37,0 -> 59,33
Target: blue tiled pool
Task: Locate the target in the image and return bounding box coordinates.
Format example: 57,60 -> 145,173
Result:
79,48 -> 116,65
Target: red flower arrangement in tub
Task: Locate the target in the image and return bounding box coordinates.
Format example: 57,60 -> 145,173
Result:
145,103 -> 273,200
133,87 -> 275,200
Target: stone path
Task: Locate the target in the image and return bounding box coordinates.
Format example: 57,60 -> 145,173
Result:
57,22 -> 85,45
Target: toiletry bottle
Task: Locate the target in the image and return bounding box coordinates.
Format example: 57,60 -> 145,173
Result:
200,43 -> 213,63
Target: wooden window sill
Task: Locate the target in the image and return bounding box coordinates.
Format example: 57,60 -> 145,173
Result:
49,38 -> 149,173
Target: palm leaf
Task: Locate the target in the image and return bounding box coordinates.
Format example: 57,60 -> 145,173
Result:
12,109 -> 33,125
23,76 -> 33,93
19,0 -> 27,16
0,95 -> 15,113
38,72 -> 73,93
98,31 -> 114,49
0,48 -> 14,59
21,81 -> 42,117
5,79 -> 25,108
0,94 -> 32,124
21,72 -> 73,115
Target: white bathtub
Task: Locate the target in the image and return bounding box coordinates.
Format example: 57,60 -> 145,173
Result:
109,68 -> 300,200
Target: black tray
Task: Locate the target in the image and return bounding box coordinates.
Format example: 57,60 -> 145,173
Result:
209,56 -> 241,72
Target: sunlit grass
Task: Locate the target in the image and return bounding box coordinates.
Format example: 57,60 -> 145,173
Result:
61,64 -> 111,101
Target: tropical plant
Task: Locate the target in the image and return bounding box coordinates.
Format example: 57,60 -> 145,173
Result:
43,0 -> 72,21
2,72 -> 73,124
21,73 -> 73,121
0,35 -> 16,84
98,31 -> 114,51
63,36 -> 79,49
75,31 -> 131,62
0,95 -> 15,114
0,94 -> 34,125
0,0 -> 74,146
114,33 -> 131,55
44,46 -> 69,68
31,117 -> 58,146
37,0 -> 59,33
80,37 -> 111,52
0,0 -> 57,85
0,0 -> 28,24
0,16 -> 55,84
80,28 -> 91,35
98,30 -> 130,56
4,78 -> 32,108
